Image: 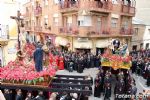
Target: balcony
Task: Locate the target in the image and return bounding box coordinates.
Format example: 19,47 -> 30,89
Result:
34,26 -> 42,32
85,26 -> 111,37
59,0 -> 112,13
59,26 -> 79,35
59,1 -> 79,13
34,6 -> 42,16
83,1 -> 113,13
121,5 -> 135,16
120,27 -> 133,36
59,26 -> 111,37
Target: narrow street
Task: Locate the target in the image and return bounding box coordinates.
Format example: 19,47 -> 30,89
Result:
57,68 -> 150,100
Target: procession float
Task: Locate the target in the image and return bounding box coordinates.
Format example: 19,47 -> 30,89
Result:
0,42 -> 57,88
101,39 -> 132,70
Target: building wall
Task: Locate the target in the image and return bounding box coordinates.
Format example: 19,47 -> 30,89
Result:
23,0 -> 135,52
143,26 -> 150,49
0,1 -> 18,66
131,24 -> 146,50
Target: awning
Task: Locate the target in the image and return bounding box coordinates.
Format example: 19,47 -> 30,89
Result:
0,39 -> 8,45
74,40 -> 92,49
55,37 -> 69,46
96,39 -> 110,48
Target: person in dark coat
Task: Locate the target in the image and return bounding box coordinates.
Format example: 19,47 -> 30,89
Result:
90,54 -> 95,68
77,57 -> 84,73
34,91 -> 45,100
146,66 -> 150,86
87,54 -> 91,69
3,89 -> 12,100
95,56 -> 100,68
103,74 -> 111,100
103,83 -> 111,100
33,43 -> 43,72
25,92 -> 34,100
94,76 -> 100,97
15,89 -> 23,100
114,79 -> 125,100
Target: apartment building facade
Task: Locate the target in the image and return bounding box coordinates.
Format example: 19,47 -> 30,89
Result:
0,0 -> 20,66
132,18 -> 150,51
23,0 -> 136,54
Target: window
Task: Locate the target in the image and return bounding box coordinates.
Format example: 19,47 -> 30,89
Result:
134,28 -> 139,36
132,45 -> 137,51
53,17 -> 58,26
97,17 -> 102,32
140,43 -> 143,49
78,16 -> 91,26
148,29 -> 150,34
44,15 -> 48,27
122,21 -> 128,29
67,16 -> 72,27
111,18 -> 118,28
146,43 -> 149,50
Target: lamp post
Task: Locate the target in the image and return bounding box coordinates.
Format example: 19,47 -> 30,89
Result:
10,10 -> 23,50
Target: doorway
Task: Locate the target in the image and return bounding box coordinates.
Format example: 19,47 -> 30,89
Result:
96,48 -> 105,55
76,49 -> 91,54
132,45 -> 137,51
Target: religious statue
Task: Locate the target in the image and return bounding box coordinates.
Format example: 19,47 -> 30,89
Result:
33,42 -> 43,72
119,40 -> 129,57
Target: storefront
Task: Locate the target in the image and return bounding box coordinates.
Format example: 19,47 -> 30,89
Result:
55,37 -> 70,52
96,39 -> 110,55
73,38 -> 93,53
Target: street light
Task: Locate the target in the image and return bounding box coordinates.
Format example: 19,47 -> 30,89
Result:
10,10 -> 24,50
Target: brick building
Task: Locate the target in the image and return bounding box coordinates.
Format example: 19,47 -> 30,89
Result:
23,0 -> 136,54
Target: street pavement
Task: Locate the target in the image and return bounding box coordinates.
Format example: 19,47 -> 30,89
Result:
56,68 -> 150,100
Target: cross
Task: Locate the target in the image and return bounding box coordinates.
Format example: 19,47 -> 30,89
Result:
10,10 -> 23,50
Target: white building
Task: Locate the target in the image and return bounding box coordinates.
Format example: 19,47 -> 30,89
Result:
132,18 -> 150,50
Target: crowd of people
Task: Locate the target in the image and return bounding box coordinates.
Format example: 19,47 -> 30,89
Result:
48,45 -> 101,73
94,69 -> 138,100
130,49 -> 150,86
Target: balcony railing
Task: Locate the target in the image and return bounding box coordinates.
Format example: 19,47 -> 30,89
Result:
87,26 -> 111,36
59,26 -> 79,35
59,0 -> 112,12
120,27 -> 133,35
34,6 -> 42,16
59,0 -> 79,9
59,26 -> 111,36
84,1 -> 113,10
34,26 -> 42,32
121,5 -> 135,15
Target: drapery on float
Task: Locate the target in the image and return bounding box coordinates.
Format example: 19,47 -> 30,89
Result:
101,39 -> 132,70
0,43 -> 57,87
